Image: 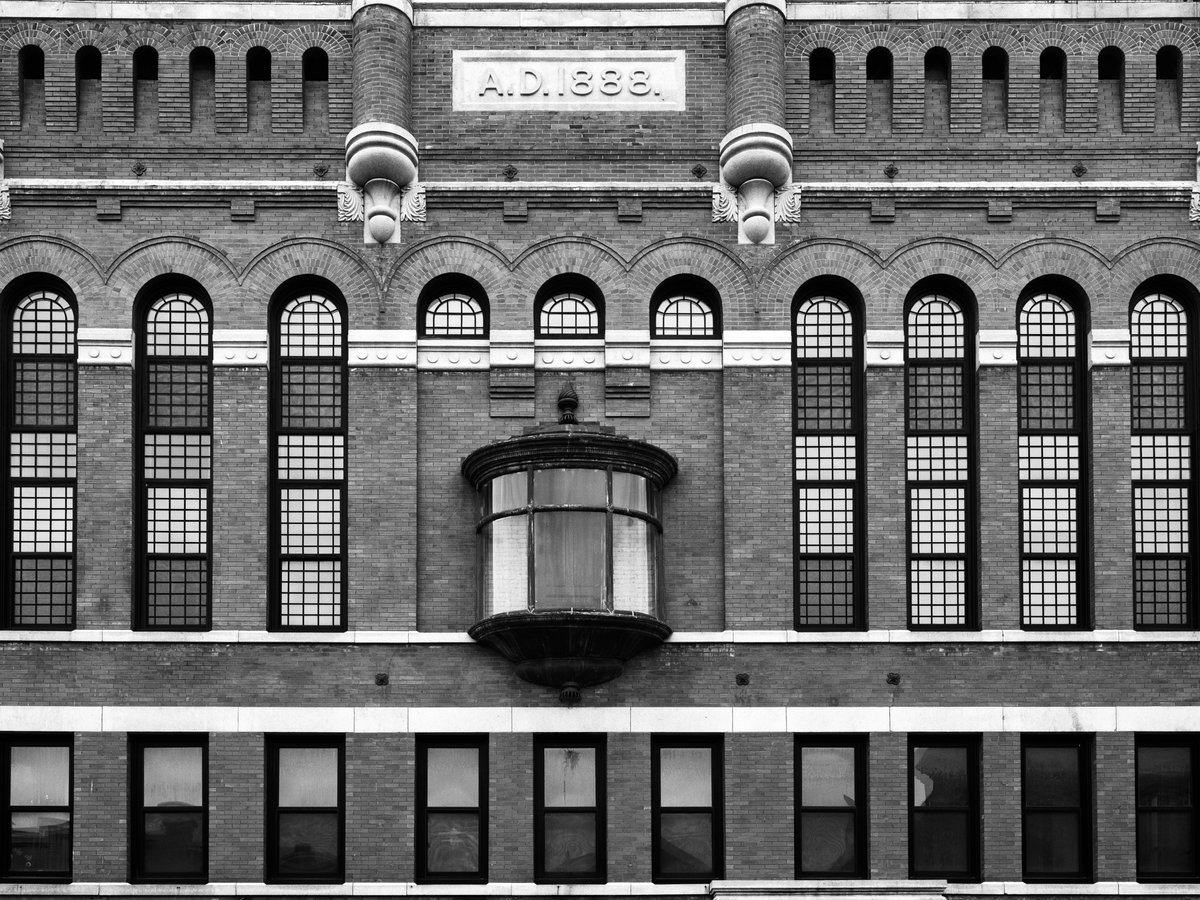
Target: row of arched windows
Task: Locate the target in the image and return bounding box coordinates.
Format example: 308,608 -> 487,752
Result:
17,44 -> 329,131
806,44 -> 1183,132
792,275 -> 1197,632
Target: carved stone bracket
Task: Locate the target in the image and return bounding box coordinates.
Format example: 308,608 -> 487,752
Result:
400,183 -> 426,222
0,183 -> 11,223
712,182 -> 738,223
775,183 -> 801,223
1190,185 -> 1200,226
337,182 -> 364,222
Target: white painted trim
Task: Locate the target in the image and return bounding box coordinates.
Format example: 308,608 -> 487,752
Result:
648,339 -> 723,370
723,330 -> 790,367
534,340 -> 607,370
352,0 -> 413,19
417,4 -> 724,25
865,329 -> 903,367
4,704 -> 1200,733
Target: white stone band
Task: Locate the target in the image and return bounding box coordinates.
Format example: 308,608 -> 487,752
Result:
725,0 -> 785,19
351,0 -> 414,19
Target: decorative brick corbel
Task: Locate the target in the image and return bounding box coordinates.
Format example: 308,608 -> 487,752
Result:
717,123 -> 794,244
344,122 -> 419,244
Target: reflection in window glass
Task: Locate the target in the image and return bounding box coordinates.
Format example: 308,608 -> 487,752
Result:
797,739 -> 865,877
654,738 -> 721,881
268,738 -> 342,883
1023,739 -> 1090,881
910,739 -> 977,880
537,739 -> 604,881
133,739 -> 205,881
419,739 -> 486,882
1137,740 -> 1197,879
5,740 -> 71,878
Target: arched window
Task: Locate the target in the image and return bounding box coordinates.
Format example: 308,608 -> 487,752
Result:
651,276 -> 720,339
18,45 -> 44,130
809,48 -> 835,133
75,46 -> 102,131
2,284 -> 76,627
190,47 -> 215,132
793,284 -> 864,628
905,289 -> 976,628
246,46 -> 272,131
1131,288 -> 1195,627
866,47 -> 893,132
1017,288 -> 1088,628
1097,46 -> 1125,132
1156,46 -> 1182,131
1039,47 -> 1066,134
133,46 -> 159,131
135,286 -> 212,629
981,46 -> 1008,132
924,48 -> 951,134
270,286 -> 347,630
420,275 -> 488,338
302,48 -> 328,134
536,276 -> 604,338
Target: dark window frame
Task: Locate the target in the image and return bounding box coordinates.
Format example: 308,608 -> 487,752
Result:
2,734 -> 72,883
1136,734 -> 1200,882
264,734 -> 345,884
129,734 -> 208,884
651,734 -> 724,884
533,734 -> 606,884
418,274 -> 489,339
415,734 -> 488,884
534,274 -> 604,339
650,275 -> 721,340
133,279 -> 214,631
795,734 -> 868,878
908,734 -> 981,882
268,281 -> 349,632
1021,734 -> 1093,883
792,281 -> 867,630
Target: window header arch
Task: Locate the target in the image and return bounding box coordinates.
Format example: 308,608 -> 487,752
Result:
651,274 -> 720,339
535,273 -> 604,338
419,273 -> 488,338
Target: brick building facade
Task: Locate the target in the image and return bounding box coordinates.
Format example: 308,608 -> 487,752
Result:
2,0 -> 1200,894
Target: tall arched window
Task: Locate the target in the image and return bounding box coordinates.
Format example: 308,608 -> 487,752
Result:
924,47 -> 951,134
1040,47 -> 1066,134
3,284 -> 76,627
866,47 -> 892,132
1156,46 -> 1182,131
981,46 -> 1008,132
246,46 -> 272,132
270,287 -> 347,630
133,46 -> 159,131
651,275 -> 720,339
905,290 -> 976,628
75,46 -> 102,131
302,48 -> 328,134
19,45 -> 44,130
1017,289 -> 1088,628
793,284 -> 864,628
1097,46 -> 1125,132
1131,288 -> 1195,627
809,48 -> 835,133
419,275 -> 488,339
135,286 -> 212,629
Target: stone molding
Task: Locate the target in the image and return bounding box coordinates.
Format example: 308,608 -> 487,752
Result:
724,0 -> 785,18
351,0 -> 413,19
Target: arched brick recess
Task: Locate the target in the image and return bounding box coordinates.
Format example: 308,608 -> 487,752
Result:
384,237 -> 514,331
227,24 -> 288,56
911,24 -> 968,55
959,24 -> 1023,56
0,237 -> 106,324
996,239 -> 1114,326
242,239 -> 378,329
784,25 -> 857,58
759,239 -> 886,328
59,26 -> 108,55
173,24 -> 231,54
510,237 -> 630,330
628,239 -> 754,330
1020,24 -> 1084,56
1109,239 -> 1200,314
1136,23 -> 1200,54
881,239 -> 999,327
0,22 -> 60,52
106,238 -> 241,326
1079,24 -> 1136,56
115,22 -> 176,53
283,25 -> 352,58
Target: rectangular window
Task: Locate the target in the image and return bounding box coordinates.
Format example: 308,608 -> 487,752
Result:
1137,736 -> 1197,881
417,736 -> 487,884
535,735 -> 605,883
3,736 -> 71,881
265,736 -> 343,884
1022,736 -> 1092,882
652,735 -> 723,882
909,735 -> 979,881
130,736 -> 206,882
796,736 -> 866,877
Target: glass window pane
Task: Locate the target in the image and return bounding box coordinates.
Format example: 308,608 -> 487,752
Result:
802,746 -> 856,806
913,746 -> 968,807
9,811 -> 70,873
658,811 -> 713,875
278,747 -> 337,807
427,747 -> 479,807
10,746 -> 69,806
1024,811 -> 1081,875
1138,810 -> 1195,875
141,810 -> 204,875
490,473 -> 528,513
660,747 -> 712,806
612,473 -> 649,512
1025,747 -> 1080,806
544,811 -> 597,873
543,747 -> 596,807
533,511 -> 606,609
277,811 -> 339,876
1139,747 -> 1192,806
800,810 -> 856,873
482,517 -> 529,614
612,515 -> 655,614
427,811 -> 480,872
912,810 -> 968,872
143,746 -> 203,806
534,468 -> 606,507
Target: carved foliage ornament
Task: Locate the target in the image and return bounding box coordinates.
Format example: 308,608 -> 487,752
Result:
1190,186 -> 1200,226
712,181 -> 801,223
338,182 -> 426,224
0,184 -> 11,223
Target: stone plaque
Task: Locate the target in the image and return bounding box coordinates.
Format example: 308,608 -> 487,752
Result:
452,50 -> 686,111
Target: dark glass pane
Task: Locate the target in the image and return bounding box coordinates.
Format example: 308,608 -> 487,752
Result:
800,810 -> 856,873
9,812 -> 70,874
146,362 -> 209,428
1139,747 -> 1192,806
658,811 -> 713,875
913,746 -> 968,807
13,361 -> 75,427
1024,810 -> 1080,875
1135,558 -> 1190,627
1018,365 -> 1075,431
280,364 -> 343,429
1138,810 -> 1195,876
907,366 -> 963,431
533,511 -> 605,609
426,811 -> 480,873
1025,747 -> 1080,806
796,557 -> 855,627
142,811 -> 204,876
797,366 -> 853,431
276,811 -> 339,876
145,558 -> 208,628
1132,365 -> 1187,431
544,811 -> 597,874
12,558 -> 73,626
911,810 -> 968,874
